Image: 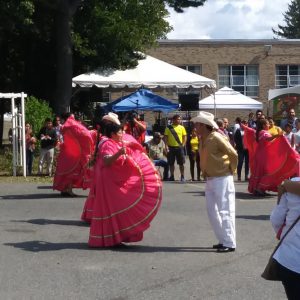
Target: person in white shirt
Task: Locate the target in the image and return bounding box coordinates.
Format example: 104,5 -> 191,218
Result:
270,178 -> 300,299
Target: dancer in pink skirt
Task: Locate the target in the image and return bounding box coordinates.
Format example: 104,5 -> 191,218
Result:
81,113 -> 120,223
88,122 -> 162,247
53,113 -> 94,197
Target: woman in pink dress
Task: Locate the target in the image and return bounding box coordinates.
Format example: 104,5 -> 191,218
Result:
244,119 -> 300,196
53,113 -> 94,197
81,113 -> 120,223
88,122 -> 162,247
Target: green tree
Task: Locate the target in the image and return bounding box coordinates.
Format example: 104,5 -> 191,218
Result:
0,0 -> 207,116
273,0 -> 300,38
25,96 -> 54,134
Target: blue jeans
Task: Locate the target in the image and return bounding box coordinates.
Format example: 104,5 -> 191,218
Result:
153,159 -> 169,180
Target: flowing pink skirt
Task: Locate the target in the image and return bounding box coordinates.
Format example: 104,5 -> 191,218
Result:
88,146 -> 162,247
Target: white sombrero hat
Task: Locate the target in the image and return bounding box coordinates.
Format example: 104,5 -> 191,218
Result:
102,112 -> 120,125
191,111 -> 219,129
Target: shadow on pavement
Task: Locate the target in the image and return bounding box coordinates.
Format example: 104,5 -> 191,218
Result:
11,219 -> 89,227
4,240 -> 218,253
236,215 -> 270,221
4,241 -> 89,252
36,186 -> 53,189
0,193 -> 85,200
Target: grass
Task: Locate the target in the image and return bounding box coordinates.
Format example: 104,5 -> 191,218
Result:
0,175 -> 53,183
0,145 -> 53,183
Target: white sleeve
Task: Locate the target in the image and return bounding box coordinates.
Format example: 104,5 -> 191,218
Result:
270,193 -> 288,233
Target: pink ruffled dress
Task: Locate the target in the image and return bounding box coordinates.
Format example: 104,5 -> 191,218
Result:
88,134 -> 162,247
243,126 -> 300,193
53,115 -> 94,191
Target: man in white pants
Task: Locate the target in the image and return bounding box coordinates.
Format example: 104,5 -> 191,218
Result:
191,111 -> 238,253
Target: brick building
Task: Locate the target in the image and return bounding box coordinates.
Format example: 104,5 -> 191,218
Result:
147,39 -> 300,120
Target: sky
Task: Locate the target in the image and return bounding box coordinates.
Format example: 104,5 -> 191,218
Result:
167,0 -> 291,39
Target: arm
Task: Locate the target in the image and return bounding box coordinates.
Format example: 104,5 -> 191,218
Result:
291,133 -> 295,148
103,146 -> 126,166
133,119 -> 146,131
182,134 -> 187,147
270,193 -> 288,234
217,135 -> 238,174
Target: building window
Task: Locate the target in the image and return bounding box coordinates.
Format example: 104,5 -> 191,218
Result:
178,65 -> 202,75
275,65 -> 300,88
218,65 -> 259,97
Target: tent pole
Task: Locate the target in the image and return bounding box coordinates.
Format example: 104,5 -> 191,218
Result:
213,91 -> 217,117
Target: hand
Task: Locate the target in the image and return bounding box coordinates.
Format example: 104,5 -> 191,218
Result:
277,181 -> 287,204
118,146 -> 126,156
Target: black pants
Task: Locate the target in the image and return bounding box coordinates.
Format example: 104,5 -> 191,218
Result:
237,149 -> 249,180
188,151 -> 200,180
277,261 -> 300,300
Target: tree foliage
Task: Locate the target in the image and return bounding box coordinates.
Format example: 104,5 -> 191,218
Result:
25,96 -> 54,134
0,0 -> 207,115
273,0 -> 300,38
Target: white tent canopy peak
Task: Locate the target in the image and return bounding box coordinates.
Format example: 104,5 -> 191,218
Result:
72,54 -> 216,90
198,86 -> 263,110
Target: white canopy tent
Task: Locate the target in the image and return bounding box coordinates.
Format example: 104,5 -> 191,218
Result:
72,55 -> 216,90
268,85 -> 300,100
198,86 -> 263,114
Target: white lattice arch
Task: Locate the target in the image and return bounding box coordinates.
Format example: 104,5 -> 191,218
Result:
0,92 -> 27,176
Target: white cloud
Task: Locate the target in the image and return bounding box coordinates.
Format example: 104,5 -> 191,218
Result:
166,0 -> 291,39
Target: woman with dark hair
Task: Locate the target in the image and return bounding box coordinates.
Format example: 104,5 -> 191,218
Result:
243,119 -> 300,196
81,113 -> 120,222
88,122 -> 162,247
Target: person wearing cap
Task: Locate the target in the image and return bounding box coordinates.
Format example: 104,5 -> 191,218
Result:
148,132 -> 169,181
191,111 -> 238,253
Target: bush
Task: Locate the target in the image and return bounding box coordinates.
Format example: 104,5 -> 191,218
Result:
25,96 -> 54,134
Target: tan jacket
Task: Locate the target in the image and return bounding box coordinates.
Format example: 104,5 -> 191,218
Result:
199,131 -> 238,178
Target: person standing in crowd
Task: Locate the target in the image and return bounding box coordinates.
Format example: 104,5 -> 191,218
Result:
53,115 -> 63,146
164,114 -> 187,182
25,123 -> 36,176
248,112 -> 256,129
268,117 -> 282,137
53,113 -> 94,197
88,122 -> 162,247
268,178 -> 300,299
255,110 -> 263,121
284,123 -> 295,148
123,111 -> 147,145
187,127 -> 201,181
223,117 -> 234,144
234,120 -> 249,181
148,132 -> 169,181
37,118 -> 57,176
216,119 -> 229,139
280,108 -> 298,131
191,111 -> 238,253
292,119 -> 300,153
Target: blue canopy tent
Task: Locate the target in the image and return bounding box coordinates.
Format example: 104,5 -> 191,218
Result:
105,89 -> 179,113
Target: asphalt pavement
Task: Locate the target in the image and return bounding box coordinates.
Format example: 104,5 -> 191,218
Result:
0,178 -> 286,300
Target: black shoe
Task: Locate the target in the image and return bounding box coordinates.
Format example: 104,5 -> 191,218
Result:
61,191 -> 76,197
217,246 -> 235,253
168,175 -> 175,181
212,243 -> 223,249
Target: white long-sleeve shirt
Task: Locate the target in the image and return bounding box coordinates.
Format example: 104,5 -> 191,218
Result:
270,191 -> 300,274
